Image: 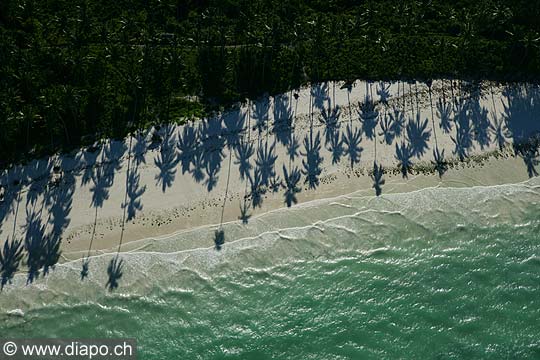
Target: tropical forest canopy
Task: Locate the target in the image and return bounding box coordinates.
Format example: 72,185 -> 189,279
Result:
0,0 -> 539,165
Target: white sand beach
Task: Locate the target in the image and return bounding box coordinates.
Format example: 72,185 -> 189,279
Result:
0,79 -> 538,266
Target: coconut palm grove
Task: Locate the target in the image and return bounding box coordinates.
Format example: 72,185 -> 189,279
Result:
0,0 -> 539,164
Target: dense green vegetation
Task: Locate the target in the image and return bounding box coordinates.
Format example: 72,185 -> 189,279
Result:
1,0 -> 539,165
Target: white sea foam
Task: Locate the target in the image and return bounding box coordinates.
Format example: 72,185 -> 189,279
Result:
1,177 -> 539,314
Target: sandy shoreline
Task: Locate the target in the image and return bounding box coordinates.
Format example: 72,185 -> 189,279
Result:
0,79 -> 539,267
61,152 -> 534,260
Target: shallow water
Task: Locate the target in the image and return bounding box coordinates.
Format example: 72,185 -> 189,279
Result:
2,179 -> 540,359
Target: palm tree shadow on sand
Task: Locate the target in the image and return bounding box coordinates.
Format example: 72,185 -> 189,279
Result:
201,118 -> 226,192
406,114 -> 432,159
0,238 -> 24,290
371,162 -> 385,196
177,125 -> 199,175
283,164 -> 302,207
18,156 -> 73,284
106,256 -> 124,291
327,130 -> 344,165
249,168 -> 264,209
491,117 -> 507,151
273,94 -> 293,147
395,141 -> 414,178
451,99 -> 474,161
23,209 -> 45,285
388,106 -> 406,139
80,258 -> 90,280
252,95 -> 270,135
343,124 -> 363,171
123,162 -> 146,222
105,135 -> 134,290
501,84 -> 540,177
437,97 -> 453,134
471,99 -> 491,150
234,141 -> 254,182
301,129 -> 323,190
25,160 -> 52,208
432,147 -> 448,178
358,96 -> 379,141
154,125 -> 180,192
24,206 -> 64,284
82,141 -> 118,280
321,103 -> 341,157
522,147 -> 540,177
239,196 -> 251,224
287,134 -> 301,164
42,235 -> 61,277
255,139 -> 278,188
0,170 -> 24,226
379,112 -> 396,145
214,229 -> 225,251
311,83 -> 330,114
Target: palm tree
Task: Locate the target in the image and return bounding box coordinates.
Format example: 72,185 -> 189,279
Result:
505,30 -> 540,69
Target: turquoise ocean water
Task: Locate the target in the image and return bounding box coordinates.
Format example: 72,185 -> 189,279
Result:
2,179 -> 540,359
